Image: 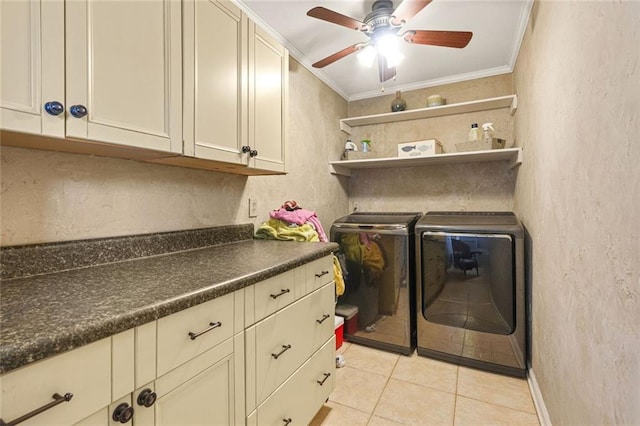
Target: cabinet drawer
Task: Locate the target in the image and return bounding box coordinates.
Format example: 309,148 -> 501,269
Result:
247,283 -> 334,406
0,339 -> 111,426
305,256 -> 333,292
157,292 -> 235,377
250,269 -> 295,324
256,337 -> 335,426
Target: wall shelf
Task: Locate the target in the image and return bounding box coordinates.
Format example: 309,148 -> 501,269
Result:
340,94 -> 517,134
329,148 -> 522,177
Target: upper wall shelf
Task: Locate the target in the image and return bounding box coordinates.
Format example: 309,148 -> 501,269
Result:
340,94 -> 518,134
329,148 -> 522,177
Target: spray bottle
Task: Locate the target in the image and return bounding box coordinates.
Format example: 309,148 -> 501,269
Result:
482,123 -> 494,147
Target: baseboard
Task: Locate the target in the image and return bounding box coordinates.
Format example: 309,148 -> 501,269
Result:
527,367 -> 552,425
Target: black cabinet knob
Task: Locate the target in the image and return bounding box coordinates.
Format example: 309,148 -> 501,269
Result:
249,149 -> 258,157
137,388 -> 157,408
112,402 -> 134,423
242,145 -> 251,153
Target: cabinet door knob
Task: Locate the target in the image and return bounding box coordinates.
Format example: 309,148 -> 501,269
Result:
249,149 -> 258,157
136,388 -> 157,408
242,145 -> 251,153
44,101 -> 64,116
112,403 -> 134,424
69,105 -> 88,118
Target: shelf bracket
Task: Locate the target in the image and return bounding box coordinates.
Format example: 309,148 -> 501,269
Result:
509,95 -> 518,116
510,147 -> 523,169
328,163 -> 351,176
339,120 -> 351,134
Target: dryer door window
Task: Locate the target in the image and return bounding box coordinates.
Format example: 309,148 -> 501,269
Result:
421,232 -> 515,335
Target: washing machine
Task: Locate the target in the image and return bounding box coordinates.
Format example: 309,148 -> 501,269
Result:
331,212 -> 422,355
415,212 -> 526,377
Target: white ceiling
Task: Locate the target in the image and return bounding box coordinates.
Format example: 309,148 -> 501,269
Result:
236,0 -> 533,101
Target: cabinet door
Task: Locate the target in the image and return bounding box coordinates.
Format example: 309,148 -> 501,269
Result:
248,23 -> 288,173
154,349 -> 236,425
0,0 -> 64,137
183,0 -> 248,165
65,0 -> 181,153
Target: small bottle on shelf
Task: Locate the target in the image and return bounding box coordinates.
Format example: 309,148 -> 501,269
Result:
467,123 -> 481,142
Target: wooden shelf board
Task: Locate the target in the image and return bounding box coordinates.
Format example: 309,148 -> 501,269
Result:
340,95 -> 517,132
329,148 -> 522,176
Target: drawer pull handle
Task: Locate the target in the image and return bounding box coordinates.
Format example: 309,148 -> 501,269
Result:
315,270 -> 329,278
271,344 -> 292,359
317,372 -> 331,386
0,392 -> 73,426
283,418 -> 292,425
270,288 -> 290,299
316,314 -> 331,324
188,321 -> 222,340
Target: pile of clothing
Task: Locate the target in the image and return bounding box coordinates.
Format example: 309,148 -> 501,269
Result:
256,201 -> 344,297
255,200 -> 328,242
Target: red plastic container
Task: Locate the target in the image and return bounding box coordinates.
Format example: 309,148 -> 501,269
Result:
334,316 -> 344,349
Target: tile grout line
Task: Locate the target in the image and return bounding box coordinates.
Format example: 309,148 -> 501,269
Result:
455,394 -> 539,416
365,354 -> 401,425
452,364 -> 460,426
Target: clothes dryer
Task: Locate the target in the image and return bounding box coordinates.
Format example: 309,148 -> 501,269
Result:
415,212 -> 526,377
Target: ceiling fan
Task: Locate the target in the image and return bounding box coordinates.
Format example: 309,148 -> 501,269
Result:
307,0 -> 473,83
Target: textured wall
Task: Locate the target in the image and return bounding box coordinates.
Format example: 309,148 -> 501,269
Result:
347,74 -> 516,213
512,1 -> 640,424
0,58 -> 349,246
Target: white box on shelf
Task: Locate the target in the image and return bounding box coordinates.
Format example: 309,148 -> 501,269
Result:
397,139 -> 443,157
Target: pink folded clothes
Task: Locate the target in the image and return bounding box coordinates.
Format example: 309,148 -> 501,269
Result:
270,208 -> 328,242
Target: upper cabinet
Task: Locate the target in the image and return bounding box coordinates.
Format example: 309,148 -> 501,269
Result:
0,0 -> 182,153
247,23 -> 288,174
0,0 -> 65,137
182,0 -> 247,166
173,1 -> 288,175
1,0 -> 288,176
65,0 -> 182,152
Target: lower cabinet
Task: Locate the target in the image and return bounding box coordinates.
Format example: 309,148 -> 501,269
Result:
0,256 -> 335,426
248,337 -> 335,426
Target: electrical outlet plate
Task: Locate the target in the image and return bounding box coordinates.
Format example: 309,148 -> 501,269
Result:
249,198 -> 258,218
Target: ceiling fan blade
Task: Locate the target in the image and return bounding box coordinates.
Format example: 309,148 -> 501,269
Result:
307,7 -> 368,32
312,44 -> 363,68
390,0 -> 433,25
403,30 -> 473,48
378,56 -> 396,83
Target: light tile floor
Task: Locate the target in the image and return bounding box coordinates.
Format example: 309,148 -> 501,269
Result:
311,342 -> 539,426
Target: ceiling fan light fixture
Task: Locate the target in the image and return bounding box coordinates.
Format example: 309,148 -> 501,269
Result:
385,50 -> 404,68
357,45 -> 377,67
375,32 -> 400,58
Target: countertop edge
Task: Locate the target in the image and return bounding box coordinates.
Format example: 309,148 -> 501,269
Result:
0,242 -> 338,375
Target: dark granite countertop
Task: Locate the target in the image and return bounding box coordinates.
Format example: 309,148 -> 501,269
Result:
0,239 -> 338,374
